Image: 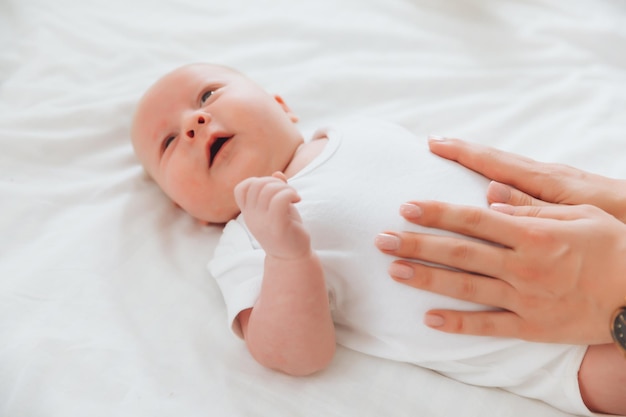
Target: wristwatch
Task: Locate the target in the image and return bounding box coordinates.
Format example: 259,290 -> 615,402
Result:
610,300 -> 626,356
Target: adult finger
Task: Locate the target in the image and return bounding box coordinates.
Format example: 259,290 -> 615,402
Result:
427,137 -> 541,185
423,309 -> 527,339
487,181 -> 552,207
428,137 -> 626,218
428,138 -> 572,204
398,200 -> 523,248
492,202 -> 598,221
380,232 -> 507,279
388,260 -> 516,310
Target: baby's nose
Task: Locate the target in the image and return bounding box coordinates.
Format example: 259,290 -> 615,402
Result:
185,113 -> 210,140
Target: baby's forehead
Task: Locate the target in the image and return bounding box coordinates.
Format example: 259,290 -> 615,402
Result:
157,63 -> 236,88
138,64 -> 236,110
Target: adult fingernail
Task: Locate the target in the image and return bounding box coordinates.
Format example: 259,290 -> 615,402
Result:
427,134 -> 447,142
424,314 -> 446,327
487,181 -> 511,203
375,233 -> 400,251
388,263 -> 414,279
490,203 -> 515,215
400,203 -> 422,220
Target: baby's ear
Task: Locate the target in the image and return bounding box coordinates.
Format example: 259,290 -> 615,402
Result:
273,95 -> 299,123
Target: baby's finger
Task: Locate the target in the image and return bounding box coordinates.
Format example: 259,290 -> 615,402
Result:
272,171 -> 288,183
255,180 -> 291,210
236,176 -> 281,210
234,177 -> 255,208
259,178 -> 300,209
268,187 -> 302,218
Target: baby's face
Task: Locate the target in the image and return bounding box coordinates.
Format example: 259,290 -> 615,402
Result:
131,64 -> 303,223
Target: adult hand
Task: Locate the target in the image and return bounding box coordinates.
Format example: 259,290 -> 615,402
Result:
375,200 -> 626,345
428,137 -> 626,223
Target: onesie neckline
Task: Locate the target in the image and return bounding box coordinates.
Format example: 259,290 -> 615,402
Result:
288,126 -> 342,181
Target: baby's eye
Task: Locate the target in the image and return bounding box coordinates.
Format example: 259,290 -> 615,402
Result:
163,135 -> 176,152
201,90 -> 214,103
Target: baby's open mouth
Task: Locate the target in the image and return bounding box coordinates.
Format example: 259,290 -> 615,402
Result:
209,136 -> 232,167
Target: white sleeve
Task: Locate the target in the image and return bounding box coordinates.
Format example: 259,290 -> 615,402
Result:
208,218 -> 265,338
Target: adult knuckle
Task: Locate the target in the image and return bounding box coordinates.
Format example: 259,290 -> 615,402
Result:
578,203 -> 601,217
449,314 -> 496,336
518,295 -> 544,312
507,259 -> 541,283
460,208 -> 484,231
412,264 -> 434,288
398,232 -> 422,256
536,161 -> 562,177
520,224 -> 553,247
546,162 -> 568,176
507,189 -> 528,206
477,317 -> 497,335
449,241 -> 471,263
552,162 -> 583,182
448,316 -> 466,333
456,274 -> 477,299
480,147 -> 502,165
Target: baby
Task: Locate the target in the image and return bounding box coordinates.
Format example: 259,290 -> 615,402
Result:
131,63 -> 625,416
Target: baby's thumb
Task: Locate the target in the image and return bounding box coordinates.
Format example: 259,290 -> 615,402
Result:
272,171 -> 288,183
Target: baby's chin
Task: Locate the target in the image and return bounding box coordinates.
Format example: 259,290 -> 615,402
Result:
189,208 -> 240,226
194,218 -> 220,227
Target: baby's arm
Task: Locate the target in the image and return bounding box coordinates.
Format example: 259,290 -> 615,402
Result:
578,344 -> 626,415
233,173 -> 335,376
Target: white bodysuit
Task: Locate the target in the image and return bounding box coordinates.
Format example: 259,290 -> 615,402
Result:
209,120 -> 589,415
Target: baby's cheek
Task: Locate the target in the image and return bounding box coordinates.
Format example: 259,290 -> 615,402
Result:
162,175 -> 196,213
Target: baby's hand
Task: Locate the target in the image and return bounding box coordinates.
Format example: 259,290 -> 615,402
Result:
234,172 -> 311,260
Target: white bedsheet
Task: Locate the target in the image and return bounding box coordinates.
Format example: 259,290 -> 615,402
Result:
2,0 -> 625,416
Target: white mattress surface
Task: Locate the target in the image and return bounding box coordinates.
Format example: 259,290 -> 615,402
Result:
2,0 -> 625,416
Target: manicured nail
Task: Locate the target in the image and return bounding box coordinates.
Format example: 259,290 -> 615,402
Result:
400,203 -> 422,220
490,203 -> 515,215
487,181 -> 511,203
427,134 -> 447,142
424,314 -> 446,327
375,233 -> 400,251
388,263 -> 414,280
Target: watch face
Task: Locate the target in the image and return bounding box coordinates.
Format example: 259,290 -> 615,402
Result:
612,307 -> 626,351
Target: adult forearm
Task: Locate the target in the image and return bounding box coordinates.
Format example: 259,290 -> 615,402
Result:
244,251 -> 336,376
